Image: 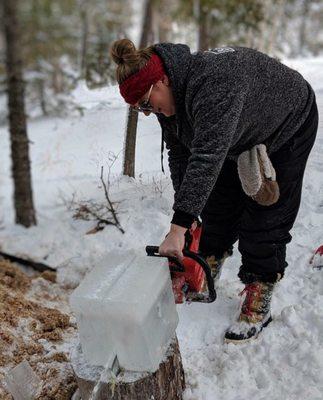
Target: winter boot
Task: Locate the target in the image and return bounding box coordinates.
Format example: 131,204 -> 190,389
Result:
201,249 -> 232,291
224,281 -> 275,343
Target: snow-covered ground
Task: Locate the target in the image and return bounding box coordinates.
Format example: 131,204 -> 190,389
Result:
0,57 -> 323,399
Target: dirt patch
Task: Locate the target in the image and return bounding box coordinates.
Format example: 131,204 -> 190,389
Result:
0,260 -> 78,399
0,259 -> 31,292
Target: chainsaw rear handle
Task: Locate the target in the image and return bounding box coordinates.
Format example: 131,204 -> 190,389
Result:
145,246 -> 216,303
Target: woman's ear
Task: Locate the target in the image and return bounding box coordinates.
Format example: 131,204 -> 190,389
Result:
162,75 -> 170,86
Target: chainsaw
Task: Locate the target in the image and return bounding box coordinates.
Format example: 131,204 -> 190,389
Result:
146,223 -> 216,304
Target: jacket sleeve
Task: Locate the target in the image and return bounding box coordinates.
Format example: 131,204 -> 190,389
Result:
157,114 -> 191,195
172,82 -> 246,226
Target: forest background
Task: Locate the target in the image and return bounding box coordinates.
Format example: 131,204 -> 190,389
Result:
1,0 -> 322,125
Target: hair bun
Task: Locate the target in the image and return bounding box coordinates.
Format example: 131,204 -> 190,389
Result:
110,38 -> 138,66
110,38 -> 154,84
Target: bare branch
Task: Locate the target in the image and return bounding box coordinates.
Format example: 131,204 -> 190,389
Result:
100,166 -> 125,234
67,166 -> 125,235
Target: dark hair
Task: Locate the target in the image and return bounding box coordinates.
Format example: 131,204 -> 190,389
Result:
110,38 -> 154,84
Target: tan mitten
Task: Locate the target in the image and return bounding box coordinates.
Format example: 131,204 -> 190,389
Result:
238,144 -> 280,206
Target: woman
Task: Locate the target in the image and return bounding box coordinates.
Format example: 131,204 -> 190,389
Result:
110,39 -> 318,343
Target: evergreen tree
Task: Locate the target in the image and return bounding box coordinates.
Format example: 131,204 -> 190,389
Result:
175,0 -> 265,49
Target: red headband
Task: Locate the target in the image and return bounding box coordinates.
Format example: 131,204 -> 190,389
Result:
119,54 -> 165,105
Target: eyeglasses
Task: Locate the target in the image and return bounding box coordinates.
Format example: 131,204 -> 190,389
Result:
133,84 -> 154,113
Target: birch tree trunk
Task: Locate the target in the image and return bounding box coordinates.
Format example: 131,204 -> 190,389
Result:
3,0 -> 37,227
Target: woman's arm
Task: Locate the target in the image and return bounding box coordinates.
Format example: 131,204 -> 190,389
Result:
157,113 -> 191,194
172,82 -> 247,224
159,82 -> 247,259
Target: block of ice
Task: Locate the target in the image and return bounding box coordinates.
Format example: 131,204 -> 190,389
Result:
4,360 -> 41,400
70,249 -> 178,372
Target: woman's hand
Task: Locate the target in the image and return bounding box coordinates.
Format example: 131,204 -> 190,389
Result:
159,224 -> 187,263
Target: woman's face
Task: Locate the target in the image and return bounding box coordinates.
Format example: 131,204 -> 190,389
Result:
135,75 -> 176,117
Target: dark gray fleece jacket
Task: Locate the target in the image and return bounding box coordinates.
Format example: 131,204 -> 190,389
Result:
153,44 -> 314,228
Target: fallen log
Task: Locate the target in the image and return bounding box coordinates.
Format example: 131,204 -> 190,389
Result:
0,251 -> 55,272
71,337 -> 185,400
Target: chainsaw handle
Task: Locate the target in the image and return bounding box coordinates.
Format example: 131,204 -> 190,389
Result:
145,246 -> 216,303
145,246 -> 184,271
145,226 -> 196,259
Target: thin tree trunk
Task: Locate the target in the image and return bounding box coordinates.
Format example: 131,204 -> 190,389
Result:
245,26 -> 255,48
156,0 -> 173,43
193,0 -> 200,49
267,0 -> 286,55
299,0 -> 311,55
123,107 -> 138,178
276,0 -> 288,52
256,1 -> 266,52
196,0 -> 209,51
140,0 -> 154,49
122,0 -> 154,178
80,3 -> 89,79
36,59 -> 47,116
3,0 -> 37,227
52,60 -> 63,94
37,78 -> 47,116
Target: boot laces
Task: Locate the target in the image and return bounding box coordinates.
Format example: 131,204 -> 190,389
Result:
239,282 -> 263,317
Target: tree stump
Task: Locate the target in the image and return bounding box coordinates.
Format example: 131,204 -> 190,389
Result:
71,337 -> 185,400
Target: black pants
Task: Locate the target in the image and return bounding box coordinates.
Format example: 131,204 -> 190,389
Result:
199,99 -> 319,284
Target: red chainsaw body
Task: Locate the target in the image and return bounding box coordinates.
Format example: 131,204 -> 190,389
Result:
170,226 -> 205,303
315,245 -> 323,256
310,245 -> 323,269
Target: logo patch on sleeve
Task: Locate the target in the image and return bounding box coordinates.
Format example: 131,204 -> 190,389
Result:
204,47 -> 235,55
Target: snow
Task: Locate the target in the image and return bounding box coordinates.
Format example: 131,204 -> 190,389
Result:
0,57 -> 323,399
